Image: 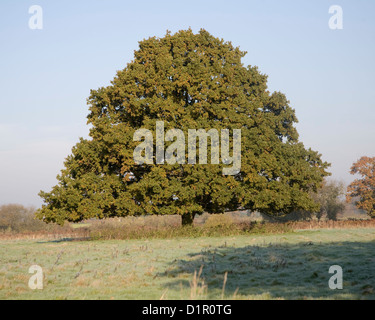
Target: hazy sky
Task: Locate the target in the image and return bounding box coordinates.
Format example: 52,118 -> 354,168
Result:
0,0 -> 374,206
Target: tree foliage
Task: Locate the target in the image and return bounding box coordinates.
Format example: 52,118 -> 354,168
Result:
347,156 -> 375,218
0,204 -> 39,232
268,179 -> 344,221
313,180 -> 345,221
36,29 -> 330,226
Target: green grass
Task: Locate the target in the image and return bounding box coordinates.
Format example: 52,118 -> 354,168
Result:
1,228 -> 375,300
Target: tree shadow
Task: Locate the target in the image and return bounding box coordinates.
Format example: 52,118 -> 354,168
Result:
158,240 -> 375,299
37,237 -> 91,244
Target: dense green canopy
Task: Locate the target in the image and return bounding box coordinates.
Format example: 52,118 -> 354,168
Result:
37,29 -> 330,226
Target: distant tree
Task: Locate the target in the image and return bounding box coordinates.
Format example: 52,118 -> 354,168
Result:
36,29 -> 330,226
0,204 -> 38,232
313,180 -> 345,220
347,156 -> 375,218
280,180 -> 344,221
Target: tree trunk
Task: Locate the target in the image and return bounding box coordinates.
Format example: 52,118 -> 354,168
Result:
181,212 -> 196,227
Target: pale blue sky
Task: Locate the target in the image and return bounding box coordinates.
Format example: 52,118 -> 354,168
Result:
0,0 -> 374,206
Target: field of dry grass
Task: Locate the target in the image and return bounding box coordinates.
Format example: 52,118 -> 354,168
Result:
1,204 -> 374,300
1,227 -> 375,300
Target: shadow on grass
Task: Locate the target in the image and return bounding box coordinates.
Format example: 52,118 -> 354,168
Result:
159,240 -> 375,299
36,237 -> 91,244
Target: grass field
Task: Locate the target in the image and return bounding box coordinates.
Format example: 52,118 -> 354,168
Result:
1,227 -> 375,300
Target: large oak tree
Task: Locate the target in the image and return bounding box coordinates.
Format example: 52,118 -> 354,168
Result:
37,29 -> 330,226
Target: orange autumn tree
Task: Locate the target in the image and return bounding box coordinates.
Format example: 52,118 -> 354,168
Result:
347,156 -> 375,218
